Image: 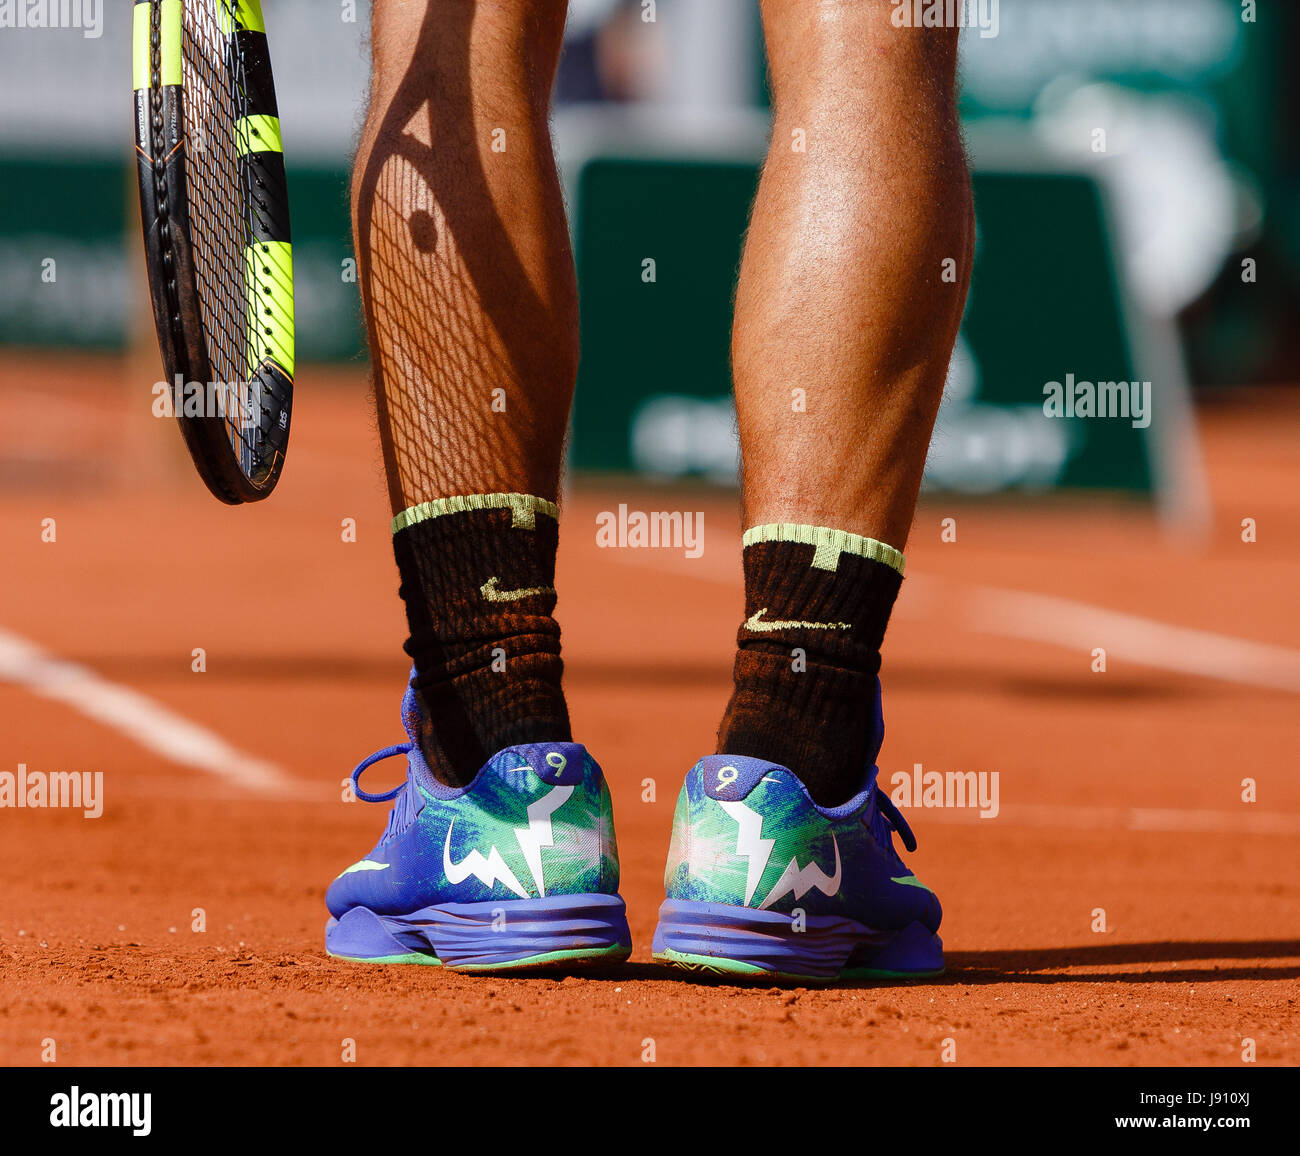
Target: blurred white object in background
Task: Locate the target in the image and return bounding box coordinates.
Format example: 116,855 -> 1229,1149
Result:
631,394 -> 738,485
657,0 -> 756,111
566,0 -> 624,39
1032,81 -> 1256,318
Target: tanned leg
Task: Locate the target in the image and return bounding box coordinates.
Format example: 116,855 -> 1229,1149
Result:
354,0 -> 577,785
719,2 -> 974,804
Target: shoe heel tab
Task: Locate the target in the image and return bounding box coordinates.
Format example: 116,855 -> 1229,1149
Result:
697,754 -> 791,801
494,742 -> 591,786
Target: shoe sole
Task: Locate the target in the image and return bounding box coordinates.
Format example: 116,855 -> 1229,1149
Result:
325,893 -> 631,973
652,899 -> 942,983
654,948 -> 944,983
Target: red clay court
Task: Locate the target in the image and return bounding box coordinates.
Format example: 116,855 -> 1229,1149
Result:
0,353 -> 1296,1066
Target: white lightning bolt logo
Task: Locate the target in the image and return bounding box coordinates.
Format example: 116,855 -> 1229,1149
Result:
718,800 -> 775,906
513,784 -> 574,897
757,834 -> 842,911
443,821 -> 529,899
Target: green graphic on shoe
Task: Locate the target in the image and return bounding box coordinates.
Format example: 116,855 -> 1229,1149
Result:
662,757 -> 940,930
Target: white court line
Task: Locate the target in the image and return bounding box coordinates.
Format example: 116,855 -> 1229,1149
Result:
965,584 -> 1300,695
608,548 -> 1300,695
606,550 -> 1300,836
0,625 -> 293,796
908,803 -> 1300,836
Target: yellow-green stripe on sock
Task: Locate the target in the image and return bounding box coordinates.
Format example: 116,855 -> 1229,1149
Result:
742,523 -> 905,576
392,493 -> 559,535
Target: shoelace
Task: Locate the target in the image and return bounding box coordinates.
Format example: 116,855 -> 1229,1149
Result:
867,769 -> 918,854
350,743 -> 412,804
350,746 -> 917,855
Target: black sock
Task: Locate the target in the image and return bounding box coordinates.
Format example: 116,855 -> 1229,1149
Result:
717,524 -> 904,807
391,493 -> 571,787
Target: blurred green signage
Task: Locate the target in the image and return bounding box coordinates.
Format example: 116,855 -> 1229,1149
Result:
571,157 -> 1153,495
0,157 -> 361,362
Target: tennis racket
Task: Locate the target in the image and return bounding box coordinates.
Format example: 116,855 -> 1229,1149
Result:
133,0 -> 294,504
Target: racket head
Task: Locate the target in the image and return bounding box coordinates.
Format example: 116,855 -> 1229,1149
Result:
133,0 -> 294,504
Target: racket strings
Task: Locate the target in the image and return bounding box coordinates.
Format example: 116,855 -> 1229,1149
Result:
182,6 -> 262,476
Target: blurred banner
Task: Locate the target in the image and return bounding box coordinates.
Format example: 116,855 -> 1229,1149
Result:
0,0 -> 1294,516
570,159 -> 1155,497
